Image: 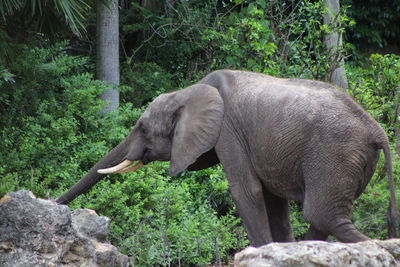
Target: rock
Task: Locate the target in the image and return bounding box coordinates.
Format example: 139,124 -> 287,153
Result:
0,190 -> 129,267
234,239 -> 400,267
71,208 -> 110,242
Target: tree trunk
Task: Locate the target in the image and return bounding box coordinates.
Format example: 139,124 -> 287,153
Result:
395,88 -> 400,155
96,0 -> 120,113
323,0 -> 348,89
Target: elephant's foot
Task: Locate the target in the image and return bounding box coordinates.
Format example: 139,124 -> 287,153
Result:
328,219 -> 370,243
306,218 -> 370,243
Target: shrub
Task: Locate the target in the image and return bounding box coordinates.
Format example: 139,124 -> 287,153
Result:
120,62 -> 176,107
70,163 -> 247,266
0,42 -> 247,265
347,54 -> 400,135
121,0 -> 353,81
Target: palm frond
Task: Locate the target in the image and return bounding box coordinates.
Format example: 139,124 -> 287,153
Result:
0,0 -> 23,20
52,0 -> 90,36
1,0 -> 91,36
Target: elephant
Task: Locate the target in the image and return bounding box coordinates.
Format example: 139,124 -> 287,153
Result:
56,69 -> 399,246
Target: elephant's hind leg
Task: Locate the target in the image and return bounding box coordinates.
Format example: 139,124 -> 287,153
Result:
303,193 -> 369,242
302,167 -> 369,243
264,191 -> 294,242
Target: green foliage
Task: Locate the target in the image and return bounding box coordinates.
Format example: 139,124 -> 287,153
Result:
70,163 -> 247,265
1,42 -> 90,125
201,1 -> 278,73
0,43 -> 125,198
347,54 -> 400,135
0,0 -> 91,67
0,0 -> 90,36
344,0 -> 400,49
121,0 -> 220,79
290,202 -> 310,239
0,42 -> 247,266
121,0 -> 353,81
271,0 -> 354,79
0,68 -> 14,82
120,62 -> 176,107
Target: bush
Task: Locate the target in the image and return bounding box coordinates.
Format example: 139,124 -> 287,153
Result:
69,163 -> 247,265
0,43 -> 131,197
347,54 -> 400,135
121,0 -> 353,81
200,1 -> 278,73
120,62 -> 176,107
0,42 -> 247,266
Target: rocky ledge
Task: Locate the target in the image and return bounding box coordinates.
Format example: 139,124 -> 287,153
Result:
235,238 -> 400,267
0,190 -> 129,267
2,190 -> 400,267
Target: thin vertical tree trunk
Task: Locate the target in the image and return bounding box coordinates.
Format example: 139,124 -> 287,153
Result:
323,0 -> 348,89
395,88 -> 400,154
96,0 -> 120,113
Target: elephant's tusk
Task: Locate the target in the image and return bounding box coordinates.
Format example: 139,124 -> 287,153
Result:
116,161 -> 144,173
97,159 -> 133,174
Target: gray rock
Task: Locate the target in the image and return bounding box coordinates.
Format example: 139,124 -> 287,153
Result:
71,208 -> 110,242
0,190 -> 129,267
234,239 -> 400,267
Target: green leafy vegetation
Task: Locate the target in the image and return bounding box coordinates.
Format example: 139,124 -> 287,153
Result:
1,0 -> 400,265
348,54 -> 400,134
0,43 -> 248,265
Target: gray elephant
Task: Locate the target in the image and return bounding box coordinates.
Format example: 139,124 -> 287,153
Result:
56,70 -> 399,246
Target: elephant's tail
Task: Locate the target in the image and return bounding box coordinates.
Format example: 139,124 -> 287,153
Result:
381,140 -> 400,238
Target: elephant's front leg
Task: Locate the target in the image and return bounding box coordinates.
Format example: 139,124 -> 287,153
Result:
264,192 -> 294,242
228,177 -> 273,246
216,138 -> 273,247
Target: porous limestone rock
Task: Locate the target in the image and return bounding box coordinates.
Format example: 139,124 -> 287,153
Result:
0,190 -> 129,267
234,239 -> 400,267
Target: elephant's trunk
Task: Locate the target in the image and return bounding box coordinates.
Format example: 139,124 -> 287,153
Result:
56,138 -> 131,205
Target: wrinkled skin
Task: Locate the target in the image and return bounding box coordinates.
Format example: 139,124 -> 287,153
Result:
57,70 -> 399,246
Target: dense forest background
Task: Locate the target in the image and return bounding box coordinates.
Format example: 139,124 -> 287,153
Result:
1,0 -> 400,265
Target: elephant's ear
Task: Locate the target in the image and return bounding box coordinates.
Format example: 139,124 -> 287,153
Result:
169,84 -> 224,176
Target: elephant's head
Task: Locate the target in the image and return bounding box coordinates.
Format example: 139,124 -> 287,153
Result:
56,84 -> 224,204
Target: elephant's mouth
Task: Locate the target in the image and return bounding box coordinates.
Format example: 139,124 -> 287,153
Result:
142,148 -> 152,165
97,160 -> 144,174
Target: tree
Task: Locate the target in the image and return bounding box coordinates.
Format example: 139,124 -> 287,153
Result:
323,0 -> 348,88
0,0 -> 89,64
0,0 -> 88,34
96,0 -> 120,113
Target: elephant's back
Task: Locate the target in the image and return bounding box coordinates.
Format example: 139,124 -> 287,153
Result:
202,69 -> 385,153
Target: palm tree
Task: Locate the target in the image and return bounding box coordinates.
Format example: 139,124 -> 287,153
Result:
0,0 -> 90,65
1,0 -> 121,113
0,0 -> 89,36
96,0 -> 120,113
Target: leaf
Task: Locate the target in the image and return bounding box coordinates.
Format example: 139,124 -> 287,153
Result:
256,0 -> 266,9
234,0 -> 246,4
0,68 -> 15,83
